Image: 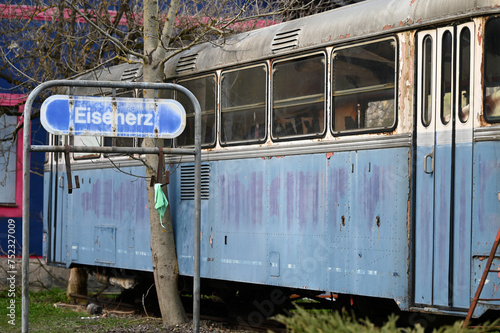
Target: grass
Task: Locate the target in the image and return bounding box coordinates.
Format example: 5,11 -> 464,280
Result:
0,288 -> 163,333
2,288 -> 500,332
273,305 -> 500,333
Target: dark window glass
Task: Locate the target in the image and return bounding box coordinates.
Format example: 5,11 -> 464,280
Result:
422,36 -> 433,127
459,27 -> 471,123
484,18 -> 500,122
441,31 -> 453,125
176,75 -> 216,147
0,114 -> 17,204
272,54 -> 325,139
332,39 -> 396,132
221,65 -> 266,145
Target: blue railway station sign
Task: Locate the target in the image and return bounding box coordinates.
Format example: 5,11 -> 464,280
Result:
41,95 -> 186,138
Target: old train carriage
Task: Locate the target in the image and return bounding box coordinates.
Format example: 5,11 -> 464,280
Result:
44,0 -> 500,318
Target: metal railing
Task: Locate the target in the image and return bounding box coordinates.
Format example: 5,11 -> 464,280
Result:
22,80 -> 202,333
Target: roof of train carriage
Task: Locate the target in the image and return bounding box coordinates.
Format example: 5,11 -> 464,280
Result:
70,62 -> 143,95
163,0 -> 500,78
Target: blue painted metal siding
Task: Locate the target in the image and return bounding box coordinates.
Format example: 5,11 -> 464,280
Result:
472,141 -> 500,313
171,147 -> 411,308
44,166 -> 153,271
452,140 -> 473,309
45,146 -> 412,309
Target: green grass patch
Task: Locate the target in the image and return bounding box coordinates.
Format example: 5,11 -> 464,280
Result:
0,288 -> 162,333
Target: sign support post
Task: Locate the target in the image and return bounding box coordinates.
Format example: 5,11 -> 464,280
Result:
22,80 -> 202,333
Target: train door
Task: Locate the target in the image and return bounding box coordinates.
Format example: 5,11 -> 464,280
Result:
414,23 -> 474,310
44,137 -> 68,265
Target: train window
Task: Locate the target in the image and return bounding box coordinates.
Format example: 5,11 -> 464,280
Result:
73,136 -> 101,160
484,18 -> 500,123
458,27 -> 471,123
0,113 -> 17,204
176,75 -> 216,147
103,137 -> 135,157
422,36 -> 433,127
441,31 -> 453,125
221,65 -> 267,145
332,38 -> 396,133
272,54 -> 325,140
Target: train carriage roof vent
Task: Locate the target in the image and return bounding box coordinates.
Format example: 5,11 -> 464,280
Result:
180,163 -> 210,200
120,66 -> 141,81
176,53 -> 199,74
272,28 -> 301,53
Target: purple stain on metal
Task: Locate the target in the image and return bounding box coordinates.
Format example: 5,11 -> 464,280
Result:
232,175 -> 242,227
80,179 -> 101,218
269,177 -> 280,218
331,166 -> 347,198
249,172 -> 263,225
286,172 -> 295,229
224,174 -> 241,227
298,171 -> 320,228
360,163 -> 382,228
103,180 -> 113,219
219,174 -> 228,226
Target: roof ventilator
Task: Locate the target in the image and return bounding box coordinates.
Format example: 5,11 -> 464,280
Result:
120,66 -> 141,81
177,54 -> 199,74
272,28 -> 301,53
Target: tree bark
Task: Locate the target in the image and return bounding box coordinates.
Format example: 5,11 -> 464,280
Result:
143,0 -> 187,325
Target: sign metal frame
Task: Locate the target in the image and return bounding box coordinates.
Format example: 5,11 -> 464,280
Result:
22,80 -> 202,333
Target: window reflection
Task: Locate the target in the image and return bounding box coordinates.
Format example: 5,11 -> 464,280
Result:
332,39 -> 396,132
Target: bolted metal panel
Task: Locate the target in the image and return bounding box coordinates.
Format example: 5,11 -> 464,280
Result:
94,226 -> 117,265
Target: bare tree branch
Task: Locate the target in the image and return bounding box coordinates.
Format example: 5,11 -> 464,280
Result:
63,0 -> 145,60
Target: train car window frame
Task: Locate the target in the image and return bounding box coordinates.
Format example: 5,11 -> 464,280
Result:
440,30 -> 453,125
483,17 -> 500,123
220,64 -> 268,146
175,74 -> 217,148
458,26 -> 471,124
0,113 -> 18,204
331,37 -> 397,134
72,135 -> 101,160
271,52 -> 326,141
421,35 -> 434,127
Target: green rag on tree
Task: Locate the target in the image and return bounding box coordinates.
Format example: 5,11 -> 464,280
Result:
154,183 -> 168,228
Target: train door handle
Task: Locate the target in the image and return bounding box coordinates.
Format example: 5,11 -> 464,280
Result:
424,150 -> 434,174
58,175 -> 65,188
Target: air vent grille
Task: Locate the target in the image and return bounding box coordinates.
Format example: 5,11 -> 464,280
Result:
176,54 -> 199,74
120,66 -> 141,81
180,164 -> 210,200
272,28 -> 301,53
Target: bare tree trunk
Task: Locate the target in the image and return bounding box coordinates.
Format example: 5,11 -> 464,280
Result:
66,267 -> 87,303
143,0 -> 187,325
